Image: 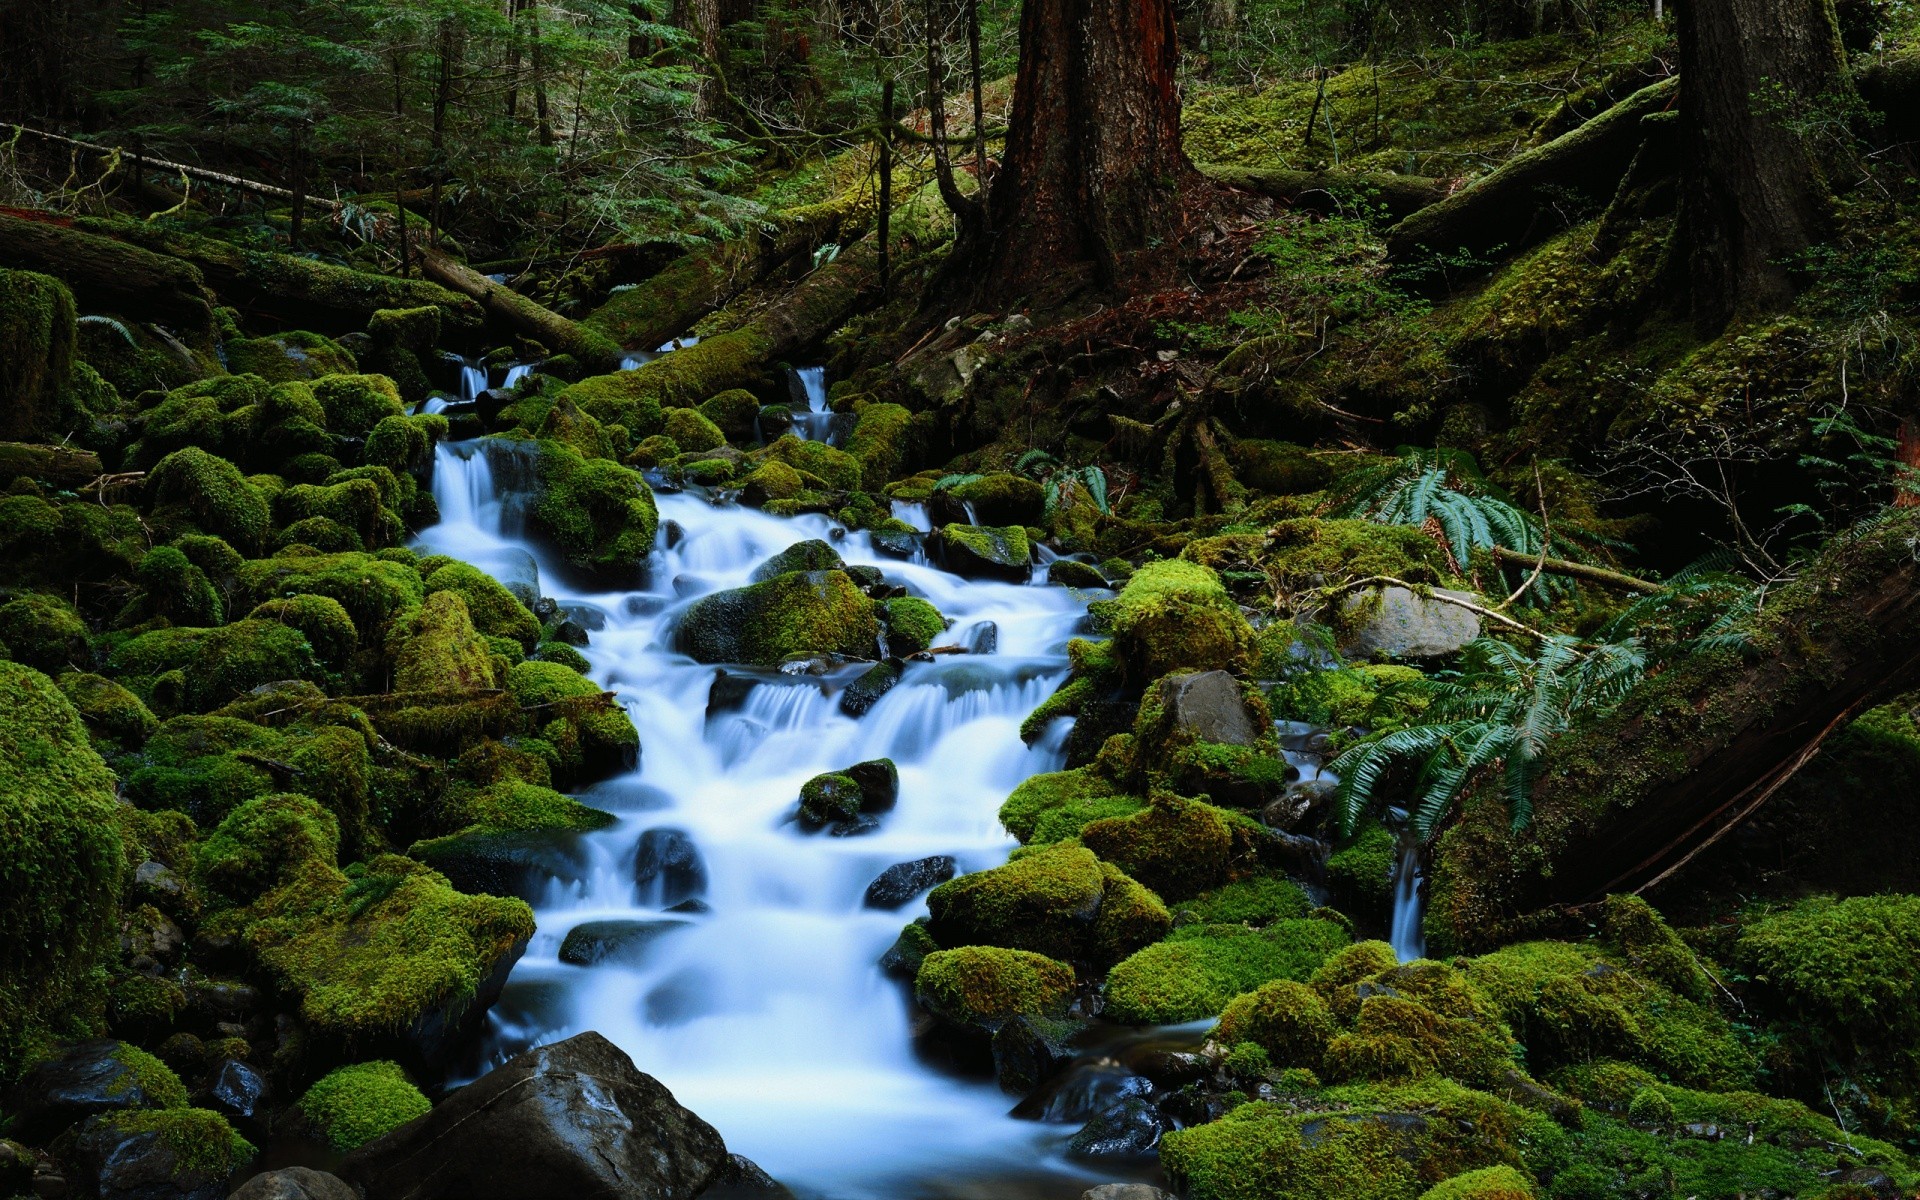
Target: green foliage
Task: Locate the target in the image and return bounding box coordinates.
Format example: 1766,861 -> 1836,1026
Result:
299,1061 -> 431,1152
197,792 -> 340,905
90,1107 -> 255,1179
927,841 -> 1108,961
1182,874 -> 1314,925
0,592 -> 92,674
108,618 -> 325,712
145,446 -> 272,553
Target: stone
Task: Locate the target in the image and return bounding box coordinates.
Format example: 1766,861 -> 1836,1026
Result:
1081,1186 -> 1177,1200
1339,586 -> 1482,660
1046,559 -> 1108,589
929,524 -> 1031,582
70,1112 -> 249,1200
749,539 -> 844,582
869,529 -> 922,560
558,919 -> 689,967
991,1015 -> 1074,1095
4,1042 -> 179,1143
862,856 -> 958,909
844,759 -> 899,812
1067,1098 -> 1166,1160
228,1169 -> 358,1200
634,829 -> 707,908
411,830 -> 590,903
702,1154 -> 795,1199
1157,670 -> 1258,746
202,1059 -> 268,1122
338,1031 -> 728,1200
838,662 -> 899,717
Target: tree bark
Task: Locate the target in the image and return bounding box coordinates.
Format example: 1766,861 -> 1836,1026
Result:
1674,0 -> 1853,329
1430,507 -> 1920,951
414,245 -> 621,370
961,0 -> 1204,302
674,0 -> 724,119
0,213 -> 215,335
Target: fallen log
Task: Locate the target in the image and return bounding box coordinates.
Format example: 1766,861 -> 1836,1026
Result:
1430,507 -> 1920,951
1386,76 -> 1679,267
0,443 -> 105,489
414,245 -> 621,371
1485,546 -> 1665,594
0,213 -> 215,335
1200,165 -> 1447,222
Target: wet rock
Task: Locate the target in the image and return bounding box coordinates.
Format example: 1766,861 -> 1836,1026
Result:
0,1140 -> 33,1197
227,1168 -> 359,1200
707,670 -> 757,717
777,652 -> 865,676
964,622 -> 999,655
991,1015 -> 1076,1095
844,759 -> 899,812
843,565 -> 885,592
552,620 -> 591,646
1839,1168 -> 1900,1199
869,529 -> 923,560
1047,560 -> 1108,589
702,1154 -> 795,1199
750,539 -> 844,582
339,1032 -> 728,1200
1123,1049 -> 1211,1088
1264,778 -> 1337,831
1156,670 -> 1258,746
929,524 -> 1031,582
70,1112 -> 249,1200
4,1042 -> 179,1142
1339,586 -> 1481,660
635,828 -> 707,907
827,815 -> 882,837
665,897 -> 711,914
559,919 -> 688,967
133,861 -> 189,912
121,907 -> 185,962
1081,1186 -> 1175,1200
797,773 -> 864,828
839,662 -> 899,717
201,1059 -> 268,1123
1067,1098 -> 1165,1160
863,856 -> 958,909
412,830 -> 591,903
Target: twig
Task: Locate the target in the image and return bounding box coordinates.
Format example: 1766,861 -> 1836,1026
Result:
1300,572 -> 1552,641
1487,547 -> 1666,595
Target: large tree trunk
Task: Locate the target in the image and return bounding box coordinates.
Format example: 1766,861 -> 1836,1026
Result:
963,0 -> 1204,302
1675,0 -> 1853,328
1429,507 -> 1920,952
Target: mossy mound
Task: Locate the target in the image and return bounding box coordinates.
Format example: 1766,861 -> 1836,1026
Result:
1101,560 -> 1253,682
1105,919 -> 1352,1024
0,268 -> 78,441
1181,874 -> 1314,925
940,473 -> 1045,525
882,596 -> 947,654
0,663 -> 127,1080
129,545 -> 224,628
676,569 -> 879,666
0,591 -> 92,674
914,946 -> 1074,1027
1217,978 -> 1338,1072
930,523 -> 1032,580
1081,793 -> 1244,902
75,1107 -> 255,1187
313,373 -> 406,438
844,402 -> 915,485
298,1060 -> 431,1151
57,671 -> 160,750
236,548 -> 425,634
502,659 -> 638,785
196,792 -> 341,904
557,368 -> 668,440
762,434 -> 862,490
698,389 -> 762,443
107,618 -> 325,713
1417,1166 -> 1535,1200
146,446 -> 272,553
224,331 -> 357,382
124,715 -> 374,839
664,406 -> 726,452
926,842 -> 1107,962
998,765 -> 1143,843
248,594 -> 359,671
387,592 -> 499,693
528,442 -> 660,588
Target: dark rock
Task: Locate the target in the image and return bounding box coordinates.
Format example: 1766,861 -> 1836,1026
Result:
412,830 -> 590,903
797,773 -> 864,828
0,1140 -> 33,1197
844,759 -> 899,812
184,979 -> 261,1025
558,919 -> 688,967
1264,779 -> 1336,831
844,564 -> 885,591
863,856 -> 957,909
1066,1098 -> 1165,1160
991,1015 -> 1075,1095
702,1154 -> 795,1199
1123,1049 -> 1211,1088
552,620 -> 591,646
132,861 -> 188,911
227,1168 -> 358,1200
1081,1186 -> 1175,1200
878,920 -> 936,979
201,1059 -> 268,1122
750,539 -> 844,582
665,898 -> 711,914
707,670 -> 757,718
1156,670 -> 1258,746
869,530 -> 923,560
634,829 -> 707,907
1016,1062 -> 1151,1125
338,1031 -> 728,1200
4,1042 -> 178,1143
121,908 -> 185,962
1046,560 -> 1108,589
964,622 -> 998,655
1839,1168 -> 1900,1199
826,815 -> 882,837
929,525 -> 1031,582
71,1113 -> 245,1200
839,662 -> 899,717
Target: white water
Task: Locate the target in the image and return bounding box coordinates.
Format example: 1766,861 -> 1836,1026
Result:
790,365 -> 841,445
417,439 -> 1107,1198
1389,841 -> 1426,962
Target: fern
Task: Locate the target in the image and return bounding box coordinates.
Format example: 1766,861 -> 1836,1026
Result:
932,473 -> 984,494
1332,633 -> 1646,840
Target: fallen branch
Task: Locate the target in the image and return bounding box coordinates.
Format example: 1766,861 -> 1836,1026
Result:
1297,572 -> 1549,641
1487,546 -> 1665,595
415,244 -> 620,369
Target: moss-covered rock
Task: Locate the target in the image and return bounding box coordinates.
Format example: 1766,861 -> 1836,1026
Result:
676,569 -> 880,666
274,476 -> 401,550
502,659 -> 638,784
57,671 -> 159,750
1102,560 -> 1253,682
882,596 -> 947,655
224,331 -> 357,382
0,591 -> 91,674
236,549 -> 425,632
70,1107 -> 255,1194
930,523 -> 1032,581
1081,793 -> 1240,902
0,662 -> 126,1081
526,442 -> 659,588
196,792 -> 340,905
763,434 -> 861,490
1104,919 -> 1351,1024
1091,861 -> 1174,966
927,842 -> 1107,961
247,594 -> 358,671
698,389 -> 761,444
915,946 -> 1074,1027
844,402 -> 915,485
298,1060 -> 431,1151
421,561 -> 540,651
146,446 -> 271,553
938,473 -> 1046,526
364,306 -> 440,403
363,413 -> 449,476
557,369 -> 668,440
131,545 -> 224,627
1327,822 -> 1397,914
998,764 -> 1142,843
388,592 -> 498,693
1417,1166 -> 1536,1200
312,373 -> 405,438
0,269 -> 79,441
1218,978 -> 1338,1073
664,406 -> 726,453
108,618 -> 324,712
749,538 -> 844,581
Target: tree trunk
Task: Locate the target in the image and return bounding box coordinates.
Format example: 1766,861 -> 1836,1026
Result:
414,245 -> 621,370
962,0 -> 1203,302
1430,507 -> 1920,951
674,0 -> 724,119
1674,0 -> 1853,328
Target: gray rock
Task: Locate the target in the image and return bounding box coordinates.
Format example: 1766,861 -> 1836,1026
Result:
1157,670 -> 1258,746
1067,1098 -> 1165,1160
1081,1187 -> 1177,1200
750,539 -> 844,582
3,1042 -> 178,1143
702,1155 -> 794,1199
839,662 -> 899,717
1046,560 -> 1108,589
1340,586 -> 1481,660
844,759 -> 899,812
338,1031 -> 728,1200
71,1112 -> 245,1200
635,829 -> 707,908
929,525 -> 1030,582
862,856 -> 957,909
202,1059 -> 269,1122
228,1169 -> 357,1200
559,919 -> 689,967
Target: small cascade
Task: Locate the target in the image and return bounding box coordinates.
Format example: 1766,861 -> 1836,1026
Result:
457,360 -> 489,402
1390,838 -> 1426,962
419,394 -> 455,415
787,365 -> 842,445
618,351 -> 654,371
891,499 -> 932,531
502,362 -> 536,390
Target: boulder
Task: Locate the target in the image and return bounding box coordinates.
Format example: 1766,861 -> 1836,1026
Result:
559,919 -> 689,967
338,1031 -> 728,1200
1155,670 -> 1259,746
201,1058 -> 269,1123
1339,586 -> 1481,660
863,856 -> 958,909
839,662 -> 900,717
844,759 -> 899,811
929,525 -> 1031,581
4,1041 -> 184,1143
1047,559 -> 1108,589
703,1154 -> 795,1199
70,1109 -> 254,1200
1068,1098 -> 1166,1161
634,829 -> 707,907
675,570 -> 879,667
229,1169 -> 359,1200
749,539 -> 843,582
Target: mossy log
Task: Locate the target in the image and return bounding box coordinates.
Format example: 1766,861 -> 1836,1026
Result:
71,217 -> 480,334
414,246 -> 620,370
1200,165 -> 1447,221
1385,76 -> 1679,265
0,442 -> 104,488
1431,507 -> 1920,951
0,212 -> 215,334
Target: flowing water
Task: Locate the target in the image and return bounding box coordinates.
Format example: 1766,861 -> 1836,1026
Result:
789,365 -> 844,445
416,438 -> 1125,1199
1389,840 -> 1426,963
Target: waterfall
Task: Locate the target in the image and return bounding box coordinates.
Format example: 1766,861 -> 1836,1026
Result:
788,366 -> 842,445
458,361 -> 488,402
1390,839 -> 1426,962
416,444 -> 1108,1198
502,363 -> 536,390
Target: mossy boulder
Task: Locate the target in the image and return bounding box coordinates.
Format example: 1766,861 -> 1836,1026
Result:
914,946 -> 1074,1027
1218,978 -> 1339,1073
196,792 -> 341,905
57,671 -> 160,750
248,594 -> 358,672
239,854 -> 534,1066
1227,439 -> 1335,495
935,473 -> 1046,526
1417,1166 -> 1536,1200
698,389 -> 761,443
1327,822 -> 1397,913
0,591 -> 92,674
274,476 -> 402,550
224,331 -> 357,382
313,373 -> 406,439
0,664 -> 127,1081
1098,560 -> 1254,683
926,842 -> 1108,961
676,569 -> 879,666
882,596 -> 947,655
998,764 -> 1141,843
124,716 -> 373,834
146,446 -> 271,553
749,538 -> 844,581
762,434 -> 861,490
365,307 -> 440,403
557,369 -> 668,440
364,413 -> 448,476
298,1061 -> 431,1152
1104,919 -> 1351,1024
527,442 -> 659,588
0,269 -> 78,441
421,561 -> 541,651
108,619 -> 324,712
69,1107 -> 255,1197
130,545 -> 224,627
388,592 -> 498,693
503,660 -> 638,784
844,402 -> 915,485
663,407 -> 726,453
1081,793 -> 1244,902
236,550 -> 425,632
930,523 -> 1032,581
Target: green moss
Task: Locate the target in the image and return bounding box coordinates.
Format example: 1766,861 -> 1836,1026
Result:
1264,518 -> 1451,596
557,370 -> 668,440
363,413 -> 449,475
0,269 -> 79,441
225,331 -> 357,382
0,592 -> 91,674
427,779 -> 614,840
1273,664 -> 1429,731
883,596 -> 947,654
698,389 -> 761,443
532,641 -> 592,673
248,594 -> 358,671
298,1060 -> 431,1152
844,402 -> 915,485
932,523 -> 1032,576
1417,1166 -> 1536,1200
145,446 -> 272,553
945,473 -> 1046,525
365,307 -> 440,402
104,1043 -> 191,1109
763,434 -> 862,490
738,459 -> 805,504
108,618 -> 324,712
1081,793 -> 1239,902
0,662 -> 126,1081
1184,874 -> 1313,925
676,569 -> 880,666
503,660 -> 637,782
1091,862 -> 1174,967
799,772 -> 863,824
236,550 -> 425,632
1327,822 -> 1398,913
663,407 -> 726,452
243,854 -> 534,1051
92,1107 -> 255,1179
132,545 -> 224,627
57,671 -> 159,749
529,442 -> 659,587
1228,440 -> 1336,496
125,716 -> 373,834
927,841 -> 1107,961
914,946 -> 1074,1026
388,592 -> 498,693
312,374 -> 405,438
1218,979 -> 1338,1072
275,476 -> 401,550
196,792 -> 340,904
1106,560 -> 1253,682
1326,989 -> 1516,1088
419,562 -> 539,650
1105,919 -> 1352,1024
1736,894 -> 1920,1043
